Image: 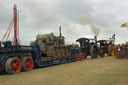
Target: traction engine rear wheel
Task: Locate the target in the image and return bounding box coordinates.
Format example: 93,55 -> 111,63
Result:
22,57 -> 34,71
90,45 -> 98,59
5,58 -> 21,74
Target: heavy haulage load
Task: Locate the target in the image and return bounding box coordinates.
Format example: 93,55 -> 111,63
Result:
32,28 -> 72,61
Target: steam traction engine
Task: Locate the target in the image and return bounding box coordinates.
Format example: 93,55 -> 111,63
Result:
97,34 -> 115,57
76,36 -> 99,59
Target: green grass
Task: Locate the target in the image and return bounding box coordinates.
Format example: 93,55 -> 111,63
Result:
0,56 -> 128,85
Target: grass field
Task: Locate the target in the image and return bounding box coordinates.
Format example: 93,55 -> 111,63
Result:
0,56 -> 128,85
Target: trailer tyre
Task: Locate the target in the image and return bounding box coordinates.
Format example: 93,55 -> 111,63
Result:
90,45 -> 98,59
22,57 -> 34,71
5,58 -> 21,74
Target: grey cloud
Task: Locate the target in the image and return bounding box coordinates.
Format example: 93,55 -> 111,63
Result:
0,0 -> 128,45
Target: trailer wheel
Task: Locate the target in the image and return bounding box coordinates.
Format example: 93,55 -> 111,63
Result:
5,58 -> 21,74
22,57 -> 34,71
90,45 -> 98,59
108,45 -> 114,56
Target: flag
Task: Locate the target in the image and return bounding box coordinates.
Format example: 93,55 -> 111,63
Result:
121,23 -> 127,27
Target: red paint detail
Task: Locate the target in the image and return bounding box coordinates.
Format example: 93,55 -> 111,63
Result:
76,55 -> 80,61
25,57 -> 33,71
13,4 -> 18,45
2,4 -> 20,45
81,54 -> 85,60
10,59 -> 21,73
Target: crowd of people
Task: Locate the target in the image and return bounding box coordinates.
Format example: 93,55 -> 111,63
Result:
114,41 -> 128,58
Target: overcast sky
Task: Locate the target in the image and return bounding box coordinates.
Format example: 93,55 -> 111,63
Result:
0,0 -> 128,45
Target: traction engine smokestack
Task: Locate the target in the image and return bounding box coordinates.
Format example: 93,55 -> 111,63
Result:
59,26 -> 62,37
94,36 -> 97,44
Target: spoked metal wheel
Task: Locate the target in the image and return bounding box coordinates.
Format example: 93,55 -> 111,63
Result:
5,58 -> 21,74
90,45 -> 98,59
22,57 -> 34,71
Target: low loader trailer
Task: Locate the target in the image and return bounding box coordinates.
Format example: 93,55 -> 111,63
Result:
0,40 -> 79,74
